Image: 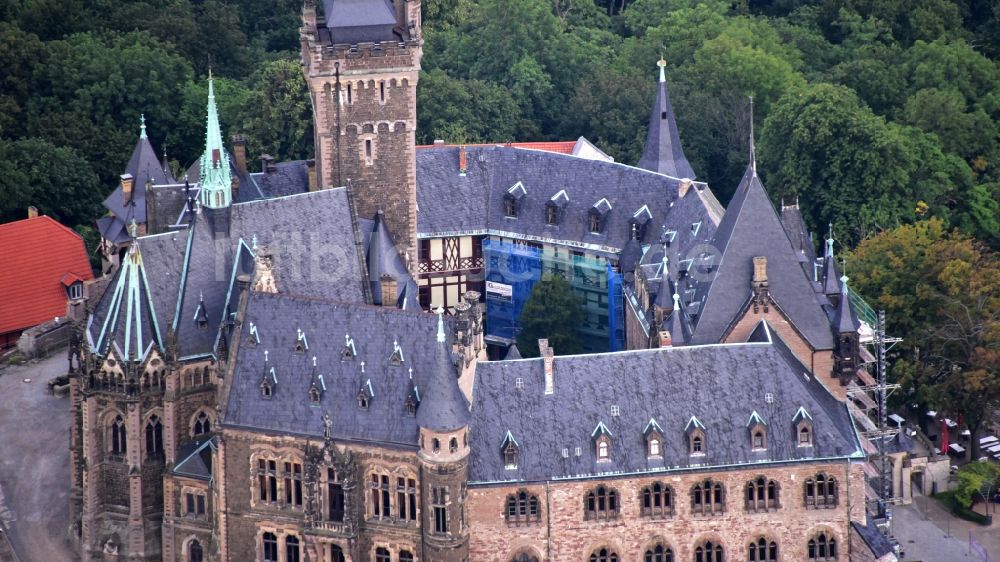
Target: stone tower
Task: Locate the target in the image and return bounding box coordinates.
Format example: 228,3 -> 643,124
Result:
832,275 -> 861,386
301,0 -> 422,270
416,309 -> 471,561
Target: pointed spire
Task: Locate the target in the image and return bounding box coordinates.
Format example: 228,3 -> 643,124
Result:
833,275 -> 860,333
822,225 -> 841,296
435,306 -> 445,343
199,74 -> 233,209
417,308 -> 470,433
139,114 -> 147,140
825,223 -> 834,258
749,96 -> 756,176
637,58 -> 696,179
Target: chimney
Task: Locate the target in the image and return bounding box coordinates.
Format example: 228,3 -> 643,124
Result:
539,339 -> 554,395
433,139 -> 445,146
659,330 -> 672,348
260,154 -> 276,174
752,256 -> 770,312
678,179 -> 693,198
27,206 -> 38,219
753,256 -> 768,284
379,273 -> 397,308
120,174 -> 134,200
306,159 -> 318,191
458,145 -> 467,175
232,134 -> 247,175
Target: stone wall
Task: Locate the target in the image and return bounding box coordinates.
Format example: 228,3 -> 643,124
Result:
16,317 -> 73,358
467,460 -> 866,561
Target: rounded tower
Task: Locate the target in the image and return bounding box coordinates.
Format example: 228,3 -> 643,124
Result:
416,308 -> 470,561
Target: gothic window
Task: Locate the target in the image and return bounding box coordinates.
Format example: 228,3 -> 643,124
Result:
284,462 -> 303,508
192,411 -> 211,436
804,474 -> 837,508
397,477 -> 417,521
185,492 -> 206,516
748,537 -> 777,562
691,480 -> 725,515
110,414 -> 127,456
752,429 -> 766,450
432,486 -> 448,533
694,541 -> 724,562
432,438 -> 440,453
375,548 -> 391,562
310,386 -> 321,404
331,545 -> 346,562
644,544 -> 673,562
511,551 -> 540,562
450,437 -> 458,453
503,442 -> 518,469
257,459 -> 278,504
640,482 -> 674,517
688,426 -> 706,455
597,438 -> 611,461
286,536 -> 300,562
364,139 -> 373,165
327,469 -> 345,522
807,532 -> 837,561
584,485 -> 619,520
400,551 -> 414,562
648,436 -> 661,457
798,422 -> 813,447
145,415 -> 163,459
505,490 -> 540,524
746,477 -> 779,512
260,379 -> 272,399
189,539 -> 203,562
261,532 -> 278,562
589,547 -> 619,562
371,473 -> 392,519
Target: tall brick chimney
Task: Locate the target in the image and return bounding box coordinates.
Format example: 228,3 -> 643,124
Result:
458,145 -> 467,175
120,174 -> 134,201
260,154 -> 275,174
539,339 -> 554,394
752,256 -> 770,312
27,206 -> 38,219
232,134 -> 247,175
306,159 -> 318,191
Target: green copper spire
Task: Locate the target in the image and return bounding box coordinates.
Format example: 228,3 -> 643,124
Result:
139,114 -> 147,139
199,74 -> 233,209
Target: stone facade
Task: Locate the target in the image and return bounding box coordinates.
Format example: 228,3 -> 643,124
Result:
301,0 -> 422,271
468,460 -> 867,562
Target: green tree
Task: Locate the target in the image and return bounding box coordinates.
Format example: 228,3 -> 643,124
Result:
0,138 -> 102,228
561,68 -> 648,164
955,461 -> 1000,510
173,77 -> 251,168
515,275 -> 586,358
847,219 -> 1000,457
417,69 -> 523,145
238,59 -> 313,163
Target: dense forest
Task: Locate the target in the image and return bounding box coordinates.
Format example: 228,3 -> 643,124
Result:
0,0 -> 997,428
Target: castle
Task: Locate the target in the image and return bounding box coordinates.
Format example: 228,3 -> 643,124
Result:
70,1 -> 896,561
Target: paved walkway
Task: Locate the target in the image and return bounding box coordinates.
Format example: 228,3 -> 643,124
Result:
0,352 -> 75,562
893,491 -> 1000,562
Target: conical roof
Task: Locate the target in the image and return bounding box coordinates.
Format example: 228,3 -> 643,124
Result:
198,76 -> 232,209
636,60 -> 696,179
416,310 -> 470,432
90,235 -> 163,361
832,276 -> 860,334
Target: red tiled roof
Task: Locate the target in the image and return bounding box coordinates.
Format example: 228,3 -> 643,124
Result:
416,141 -> 577,155
0,216 -> 94,335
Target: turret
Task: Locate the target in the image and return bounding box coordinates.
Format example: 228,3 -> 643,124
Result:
416,308 -> 470,561
198,75 -> 233,211
637,58 -> 696,179
821,227 -> 842,305
832,275 -> 861,385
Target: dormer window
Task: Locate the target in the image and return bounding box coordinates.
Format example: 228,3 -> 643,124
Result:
405,395 -> 417,416
294,328 -> 308,353
247,322 -> 259,348
260,351 -> 276,399
505,181 -> 527,218
794,406 -> 814,447
748,411 -> 767,451
309,386 -> 321,404
390,340 -> 404,366
685,416 -> 706,456
589,198 -> 612,234
357,379 -> 373,410
546,205 -> 557,225
592,421 -> 613,462
644,418 -> 664,459
630,205 -> 651,241
546,190 -> 568,226
501,431 -> 519,468
67,281 -> 83,300
342,334 -> 356,360
261,379 -> 272,399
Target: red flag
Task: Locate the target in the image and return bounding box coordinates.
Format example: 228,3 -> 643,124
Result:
940,419 -> 950,455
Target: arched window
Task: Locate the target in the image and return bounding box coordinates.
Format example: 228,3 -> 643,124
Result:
598,440 -> 609,459
432,438 -> 440,453
691,434 -> 704,454
807,532 -> 837,560
748,537 -> 777,562
110,414 -> 127,456
400,551 -> 414,562
505,490 -> 540,524
262,532 -> 278,562
145,415 -> 163,459
691,480 -> 725,515
193,411 -> 211,436
450,437 -> 458,453
649,437 -> 661,457
644,543 -> 673,562
589,547 -> 619,562
331,545 -> 346,562
641,482 -> 674,517
503,441 -> 518,469
375,547 -> 391,562
694,541 -> 724,562
286,535 -> 300,562
584,486 -> 619,520
752,429 -> 766,450
804,474 -> 837,508
189,539 -> 203,562
327,468 -> 345,522
511,551 -> 540,562
798,424 -> 812,446
746,477 -> 779,511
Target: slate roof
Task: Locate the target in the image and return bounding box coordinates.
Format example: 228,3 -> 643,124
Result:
468,323 -> 863,484
223,291 -> 458,445
416,146 -> 720,257
250,161 -> 311,199
688,164 -> 834,350
360,213 -> 417,306
173,438 -> 216,480
0,216 -> 94,335
102,134 -> 174,229
321,0 -> 398,45
779,204 -> 818,280
832,278 -> 861,334
89,240 -> 165,361
416,333 -> 470,432
636,63 -> 696,180
88,188 -> 366,360
852,517 -> 896,558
